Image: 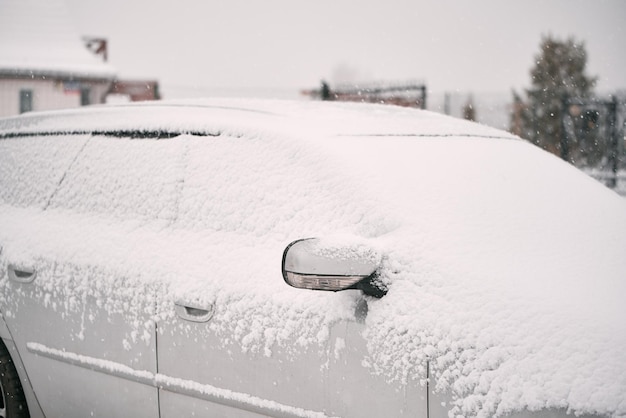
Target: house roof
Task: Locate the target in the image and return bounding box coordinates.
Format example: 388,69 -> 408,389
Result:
0,0 -> 116,80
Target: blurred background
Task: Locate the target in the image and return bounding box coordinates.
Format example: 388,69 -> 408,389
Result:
1,0 -> 625,192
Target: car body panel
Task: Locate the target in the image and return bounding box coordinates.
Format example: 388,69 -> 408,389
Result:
0,313 -> 10,340
157,309 -> 426,417
428,384 -> 605,418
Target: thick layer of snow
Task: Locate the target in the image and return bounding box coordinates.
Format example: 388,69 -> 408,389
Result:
1,99 -> 625,417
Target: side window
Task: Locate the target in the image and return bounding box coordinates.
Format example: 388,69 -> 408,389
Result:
0,135 -> 91,208
176,135 -> 374,236
48,135 -> 186,222
19,89 -> 33,114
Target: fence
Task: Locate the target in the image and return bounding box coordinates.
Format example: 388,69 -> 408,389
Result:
303,80 -> 428,109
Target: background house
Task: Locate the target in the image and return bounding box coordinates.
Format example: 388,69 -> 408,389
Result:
0,0 -> 116,118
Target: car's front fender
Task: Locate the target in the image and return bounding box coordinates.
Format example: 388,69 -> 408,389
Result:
0,312 -> 12,340
1,311 -> 46,418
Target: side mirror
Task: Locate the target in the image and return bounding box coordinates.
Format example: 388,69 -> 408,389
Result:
282,238 -> 386,298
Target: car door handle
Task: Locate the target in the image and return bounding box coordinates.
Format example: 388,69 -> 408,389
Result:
174,301 -> 214,323
7,264 -> 37,283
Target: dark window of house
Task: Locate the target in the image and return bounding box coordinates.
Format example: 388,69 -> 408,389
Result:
81,88 -> 91,106
19,90 -> 33,114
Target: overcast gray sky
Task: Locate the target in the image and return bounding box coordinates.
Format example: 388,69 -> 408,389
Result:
65,0 -> 626,98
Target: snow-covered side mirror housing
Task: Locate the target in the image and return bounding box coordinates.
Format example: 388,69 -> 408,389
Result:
282,238 -> 386,298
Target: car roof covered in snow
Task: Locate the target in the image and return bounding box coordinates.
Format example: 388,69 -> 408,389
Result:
0,98 -> 516,139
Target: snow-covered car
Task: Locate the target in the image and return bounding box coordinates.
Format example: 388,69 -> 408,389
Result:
0,100 -> 624,418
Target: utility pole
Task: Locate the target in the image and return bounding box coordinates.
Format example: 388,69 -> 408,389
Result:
443,93 -> 450,116
420,85 -> 427,110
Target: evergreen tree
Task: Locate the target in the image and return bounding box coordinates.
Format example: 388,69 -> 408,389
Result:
462,95 -> 476,121
512,35 -> 597,161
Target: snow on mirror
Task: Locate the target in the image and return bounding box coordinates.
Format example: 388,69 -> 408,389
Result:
281,238 -> 386,297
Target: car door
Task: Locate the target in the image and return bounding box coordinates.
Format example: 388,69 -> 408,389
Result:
154,136 -> 427,417
156,297 -> 332,418
0,132 -> 187,417
0,134 -> 146,417
0,256 -> 160,417
157,300 -> 426,417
